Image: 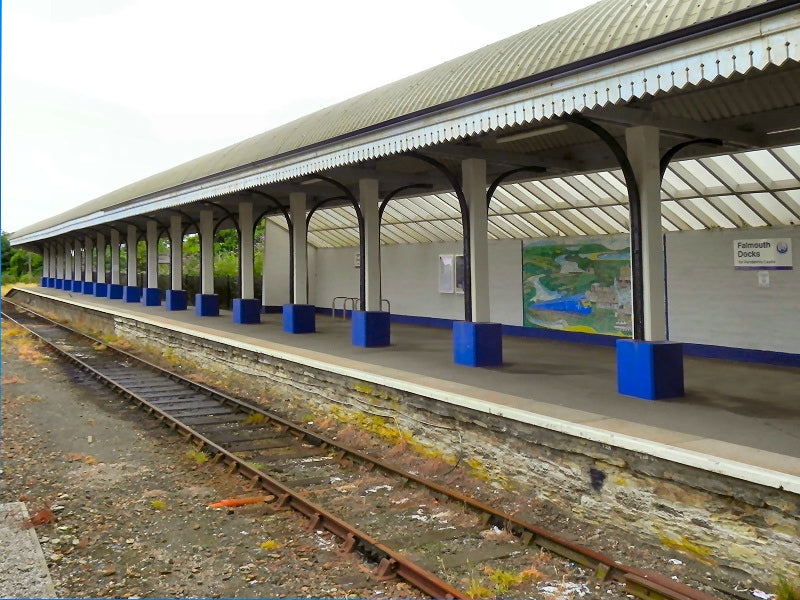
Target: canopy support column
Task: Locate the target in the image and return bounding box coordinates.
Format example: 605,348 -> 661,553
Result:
94,232 -> 107,297
41,244 -> 50,287
196,209 -> 219,316
352,178 -> 389,347
124,225 -> 140,302
72,238 -> 82,292
617,125 -> 684,400
233,201 -> 260,323
143,219 -> 160,306
166,214 -> 186,310
454,158 -> 502,366
108,229 -> 123,299
284,192 -> 314,333
82,235 -> 95,295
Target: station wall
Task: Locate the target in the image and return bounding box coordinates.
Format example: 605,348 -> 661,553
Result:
313,239 -> 523,324
261,220 -> 317,307
665,225 -> 799,354
305,225 -> 799,355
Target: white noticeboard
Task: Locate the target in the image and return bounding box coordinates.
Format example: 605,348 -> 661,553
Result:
733,238 -> 792,270
438,254 -> 454,293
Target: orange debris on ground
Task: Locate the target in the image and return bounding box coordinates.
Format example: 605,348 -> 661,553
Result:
208,495 -> 274,508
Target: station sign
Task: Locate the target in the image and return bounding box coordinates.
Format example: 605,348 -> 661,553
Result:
733,238 -> 792,270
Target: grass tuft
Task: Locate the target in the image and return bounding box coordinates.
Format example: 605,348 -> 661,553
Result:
185,449 -> 209,465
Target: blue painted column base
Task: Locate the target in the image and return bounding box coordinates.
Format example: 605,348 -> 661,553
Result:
195,294 -> 219,317
63,280 -> 73,291
94,283 -> 108,297
40,277 -> 49,287
233,298 -> 261,324
107,283 -> 124,299
48,277 -> 56,287
82,282 -> 95,295
165,290 -> 188,311
123,286 -> 141,303
142,287 -> 161,306
72,281 -> 84,294
351,310 -> 390,347
282,304 -> 316,333
453,321 -> 503,367
54,279 -> 64,289
616,339 -> 684,400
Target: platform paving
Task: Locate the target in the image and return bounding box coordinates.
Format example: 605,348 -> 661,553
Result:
0,502 -> 57,598
17,287 -> 800,494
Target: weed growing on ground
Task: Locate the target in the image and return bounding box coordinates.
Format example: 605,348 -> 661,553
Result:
150,500 -> 166,510
244,413 -> 266,425
2,322 -> 51,365
465,577 -> 493,598
185,449 -> 209,465
259,539 -> 281,550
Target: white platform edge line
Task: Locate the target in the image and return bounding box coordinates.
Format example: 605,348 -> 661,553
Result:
24,289 -> 800,495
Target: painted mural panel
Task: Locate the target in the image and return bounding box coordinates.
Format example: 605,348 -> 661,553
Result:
522,235 -> 632,336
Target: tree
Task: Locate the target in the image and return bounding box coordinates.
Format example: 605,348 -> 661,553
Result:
1,231 -> 43,283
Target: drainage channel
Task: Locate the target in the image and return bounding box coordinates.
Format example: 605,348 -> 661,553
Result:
2,295 -> 720,600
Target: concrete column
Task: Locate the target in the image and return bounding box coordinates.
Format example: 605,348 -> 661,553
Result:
126,225 -> 138,287
58,242 -> 66,280
110,229 -> 120,285
239,202 -> 254,299
74,238 -> 82,282
63,241 -> 72,290
463,158 -> 490,322
617,126 -> 683,400
360,179 -> 380,311
261,226 -> 269,306
625,126 -> 666,341
84,236 -> 94,283
165,214 -> 187,310
146,220 -> 158,289
199,210 -> 214,295
289,193 -> 307,304
170,215 -> 182,291
453,158 -> 502,366
40,244 -> 49,286
42,245 -> 49,278
232,202 -> 260,323
283,192 -> 314,333
141,220 -> 160,305
96,233 -> 106,284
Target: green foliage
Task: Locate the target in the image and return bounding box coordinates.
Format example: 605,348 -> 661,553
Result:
1,232 -> 43,283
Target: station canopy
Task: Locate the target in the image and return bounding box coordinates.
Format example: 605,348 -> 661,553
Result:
9,0 -> 800,250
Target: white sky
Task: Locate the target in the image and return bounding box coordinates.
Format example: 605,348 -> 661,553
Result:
1,0 -> 595,233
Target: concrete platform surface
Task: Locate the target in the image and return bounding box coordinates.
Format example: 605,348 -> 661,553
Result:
16,287 -> 800,494
0,503 -> 57,598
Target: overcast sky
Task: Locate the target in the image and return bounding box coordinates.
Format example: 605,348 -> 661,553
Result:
1,0 -> 595,234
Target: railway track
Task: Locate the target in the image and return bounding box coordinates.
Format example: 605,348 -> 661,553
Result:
2,295 -> 719,600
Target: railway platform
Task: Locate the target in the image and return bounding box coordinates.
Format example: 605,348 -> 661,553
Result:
10,286 -> 800,495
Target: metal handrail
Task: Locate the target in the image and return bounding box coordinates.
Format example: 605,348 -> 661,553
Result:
332,296 -> 390,317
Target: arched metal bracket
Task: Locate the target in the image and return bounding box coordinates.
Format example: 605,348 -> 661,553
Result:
486,166 -> 546,214
561,113 -> 644,340
252,190 -> 295,304
307,176 -> 366,308
377,183 -> 434,302
659,138 -> 723,181
405,152 -> 473,322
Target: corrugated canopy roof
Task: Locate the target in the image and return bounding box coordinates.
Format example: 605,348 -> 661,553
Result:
10,0 -> 781,241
